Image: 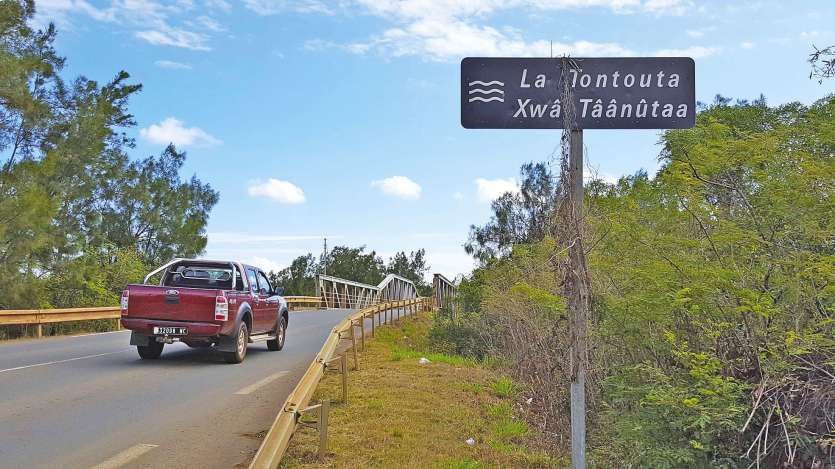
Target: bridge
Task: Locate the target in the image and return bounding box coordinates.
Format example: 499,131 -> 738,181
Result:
0,272 -> 459,469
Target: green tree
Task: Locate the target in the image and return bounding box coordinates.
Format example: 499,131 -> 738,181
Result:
386,249 -> 431,295
96,144 -> 219,265
465,162 -> 558,263
324,245 -> 385,286
270,253 -> 318,296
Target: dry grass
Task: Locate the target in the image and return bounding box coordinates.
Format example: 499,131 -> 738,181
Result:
280,314 -> 564,468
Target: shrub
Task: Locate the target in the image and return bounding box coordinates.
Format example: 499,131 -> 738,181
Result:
428,315 -> 490,359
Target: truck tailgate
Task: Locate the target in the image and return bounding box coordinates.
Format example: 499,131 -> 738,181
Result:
126,284 -> 220,322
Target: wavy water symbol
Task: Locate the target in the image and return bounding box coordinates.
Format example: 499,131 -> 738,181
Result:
467,80 -> 505,103
468,96 -> 504,103
468,80 -> 505,87
468,88 -> 504,95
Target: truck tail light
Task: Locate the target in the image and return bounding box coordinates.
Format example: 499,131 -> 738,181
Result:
120,289 -> 129,316
215,294 -> 229,321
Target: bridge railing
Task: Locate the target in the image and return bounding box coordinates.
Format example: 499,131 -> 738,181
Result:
249,297 -> 432,468
433,273 -> 459,318
315,273 -> 418,309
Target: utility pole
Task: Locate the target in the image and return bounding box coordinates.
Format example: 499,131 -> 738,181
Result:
323,237 -> 328,276
567,128 -> 588,469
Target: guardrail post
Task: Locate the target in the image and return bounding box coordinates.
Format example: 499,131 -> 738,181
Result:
36,324 -> 42,338
370,309 -> 375,337
341,354 -> 349,404
359,315 -> 365,351
318,400 -> 329,459
350,322 -> 359,371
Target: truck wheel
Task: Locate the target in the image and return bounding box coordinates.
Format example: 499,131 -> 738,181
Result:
224,322 -> 248,364
267,317 -> 286,351
137,341 -> 164,359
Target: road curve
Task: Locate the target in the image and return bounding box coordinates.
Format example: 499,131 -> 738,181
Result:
0,308 -> 355,469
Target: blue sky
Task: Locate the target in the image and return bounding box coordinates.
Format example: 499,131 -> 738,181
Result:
35,0 -> 834,279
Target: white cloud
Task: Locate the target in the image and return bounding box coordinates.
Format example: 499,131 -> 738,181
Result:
154,60 -> 192,69
475,177 -> 519,203
244,0 -> 333,16
452,191 -> 464,201
136,27 -> 210,50
194,15 -> 225,32
642,0 -> 689,15
654,45 -> 720,58
35,0 -> 216,51
246,256 -> 284,273
140,117 -> 222,147
293,0 -> 686,61
686,29 -> 703,38
205,0 -> 232,11
740,41 -> 755,49
371,176 -> 422,200
342,25 -> 635,60
247,179 -> 306,204
33,0 -> 116,27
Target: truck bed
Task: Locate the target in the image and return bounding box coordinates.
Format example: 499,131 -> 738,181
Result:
124,284 -> 225,323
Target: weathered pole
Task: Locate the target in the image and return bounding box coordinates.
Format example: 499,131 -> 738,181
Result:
567,128 -> 588,469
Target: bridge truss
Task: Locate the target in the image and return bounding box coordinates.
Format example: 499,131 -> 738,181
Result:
316,273 -> 417,309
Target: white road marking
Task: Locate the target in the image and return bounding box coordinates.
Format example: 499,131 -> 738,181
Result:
234,370 -> 290,395
91,443 -> 158,469
0,349 -> 131,374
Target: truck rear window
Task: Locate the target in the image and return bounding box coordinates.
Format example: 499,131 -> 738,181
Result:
162,263 -> 241,290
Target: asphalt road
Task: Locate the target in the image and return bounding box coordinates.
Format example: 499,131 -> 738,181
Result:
0,308 -> 357,469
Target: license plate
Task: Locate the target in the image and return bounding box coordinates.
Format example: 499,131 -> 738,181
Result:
153,327 -> 187,335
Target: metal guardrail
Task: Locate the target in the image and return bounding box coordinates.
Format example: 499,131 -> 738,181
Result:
283,296 -> 323,311
0,296 -> 327,337
249,297 -> 432,468
0,307 -> 121,337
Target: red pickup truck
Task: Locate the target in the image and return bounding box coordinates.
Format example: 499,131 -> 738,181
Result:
120,259 -> 289,364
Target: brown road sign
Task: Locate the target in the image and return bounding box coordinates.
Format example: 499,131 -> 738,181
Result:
461,57 -> 696,130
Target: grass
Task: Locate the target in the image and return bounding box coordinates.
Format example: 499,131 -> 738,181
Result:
490,376 -> 517,399
278,313 -> 562,468
389,345 -> 478,367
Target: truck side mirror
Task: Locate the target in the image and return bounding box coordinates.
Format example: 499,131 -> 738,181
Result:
274,287 -> 285,296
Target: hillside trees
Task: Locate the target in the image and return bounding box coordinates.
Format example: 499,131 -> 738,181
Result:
270,246 -> 431,296
0,1 -> 217,313
457,96 -> 834,467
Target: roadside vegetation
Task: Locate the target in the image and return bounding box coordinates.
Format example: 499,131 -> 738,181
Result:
447,96 -> 834,467
281,314 -> 562,468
